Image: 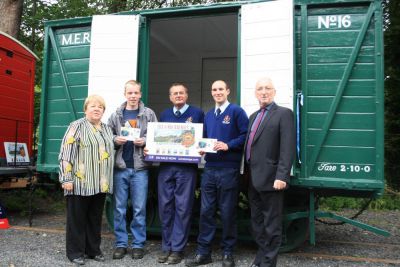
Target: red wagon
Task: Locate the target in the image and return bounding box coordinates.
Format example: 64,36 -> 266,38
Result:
0,31 -> 37,166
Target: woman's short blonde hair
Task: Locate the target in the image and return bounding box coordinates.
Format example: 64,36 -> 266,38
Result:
83,95 -> 106,111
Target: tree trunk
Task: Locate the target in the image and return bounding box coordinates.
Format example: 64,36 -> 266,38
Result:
30,0 -> 37,51
0,0 -> 24,38
109,0 -> 127,13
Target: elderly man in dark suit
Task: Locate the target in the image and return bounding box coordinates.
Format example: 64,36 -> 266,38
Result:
245,77 -> 295,267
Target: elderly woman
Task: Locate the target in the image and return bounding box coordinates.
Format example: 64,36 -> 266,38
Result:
58,95 -> 114,265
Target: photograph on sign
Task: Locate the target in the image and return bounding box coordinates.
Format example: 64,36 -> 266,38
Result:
196,138 -> 217,153
145,122 -> 203,163
121,127 -> 141,141
4,142 -> 30,166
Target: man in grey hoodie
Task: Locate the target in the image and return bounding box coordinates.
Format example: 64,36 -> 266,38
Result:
108,80 -> 157,260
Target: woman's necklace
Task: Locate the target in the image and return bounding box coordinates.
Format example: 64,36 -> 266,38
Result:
87,118 -> 102,130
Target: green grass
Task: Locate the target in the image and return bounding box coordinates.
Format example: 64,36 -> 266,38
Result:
319,191 -> 400,211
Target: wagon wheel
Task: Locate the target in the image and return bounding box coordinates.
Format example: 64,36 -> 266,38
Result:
280,217 -> 309,252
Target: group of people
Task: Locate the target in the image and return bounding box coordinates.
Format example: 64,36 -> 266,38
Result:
58,77 -> 295,267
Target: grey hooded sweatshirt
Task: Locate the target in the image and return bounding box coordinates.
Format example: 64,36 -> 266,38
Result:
107,101 -> 157,170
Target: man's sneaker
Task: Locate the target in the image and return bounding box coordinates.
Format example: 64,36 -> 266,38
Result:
112,247 -> 127,259
185,254 -> 212,266
158,250 -> 170,263
132,248 -> 145,259
166,251 -> 184,264
222,254 -> 235,267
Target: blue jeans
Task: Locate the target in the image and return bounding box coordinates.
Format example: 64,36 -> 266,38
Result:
197,167 -> 239,256
113,168 -> 148,248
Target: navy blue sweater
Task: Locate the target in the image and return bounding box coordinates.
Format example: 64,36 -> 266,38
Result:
160,105 -> 204,124
159,105 -> 204,167
204,103 -> 249,168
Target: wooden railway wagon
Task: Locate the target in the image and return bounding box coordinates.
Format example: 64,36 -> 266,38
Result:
37,0 -> 387,250
0,32 -> 37,191
0,31 -> 37,167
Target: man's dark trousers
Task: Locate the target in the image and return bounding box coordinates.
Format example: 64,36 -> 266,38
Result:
248,182 -> 284,267
197,167 -> 239,256
158,164 -> 197,252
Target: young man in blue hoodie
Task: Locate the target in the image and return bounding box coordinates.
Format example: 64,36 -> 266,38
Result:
185,80 -> 249,267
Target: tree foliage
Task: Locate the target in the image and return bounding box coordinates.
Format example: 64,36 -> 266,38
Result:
383,0 -> 400,190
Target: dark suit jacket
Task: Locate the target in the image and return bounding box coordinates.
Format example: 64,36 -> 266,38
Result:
245,103 -> 295,191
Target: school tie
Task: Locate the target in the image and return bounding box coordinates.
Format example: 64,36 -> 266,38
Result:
175,110 -> 181,117
216,108 -> 221,117
246,108 -> 266,162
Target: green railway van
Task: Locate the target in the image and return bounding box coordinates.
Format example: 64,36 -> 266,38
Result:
37,0 -> 386,250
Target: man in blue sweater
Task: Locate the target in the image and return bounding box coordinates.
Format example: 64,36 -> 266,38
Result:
185,80 -> 249,267
157,83 -> 204,265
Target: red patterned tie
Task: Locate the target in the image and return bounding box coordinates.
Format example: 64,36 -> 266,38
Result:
246,109 -> 266,162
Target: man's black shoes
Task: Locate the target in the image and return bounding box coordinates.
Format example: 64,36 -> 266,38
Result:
185,254 -> 212,266
112,247 -> 127,259
166,251 -> 184,264
158,250 -> 170,263
132,248 -> 145,259
222,254 -> 235,267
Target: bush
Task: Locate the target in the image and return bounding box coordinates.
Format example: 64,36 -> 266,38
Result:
0,186 -> 65,216
319,190 -> 400,211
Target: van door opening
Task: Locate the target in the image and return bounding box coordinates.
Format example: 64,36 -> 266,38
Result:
147,13 -> 238,115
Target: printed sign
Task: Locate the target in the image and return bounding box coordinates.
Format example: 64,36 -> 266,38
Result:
196,138 -> 217,153
145,122 -> 203,163
121,127 -> 141,141
4,142 -> 30,166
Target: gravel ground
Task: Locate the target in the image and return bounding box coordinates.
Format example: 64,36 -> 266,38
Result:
0,210 -> 399,267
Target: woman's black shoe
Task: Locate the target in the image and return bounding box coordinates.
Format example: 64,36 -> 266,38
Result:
93,254 -> 105,262
71,256 -> 85,265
